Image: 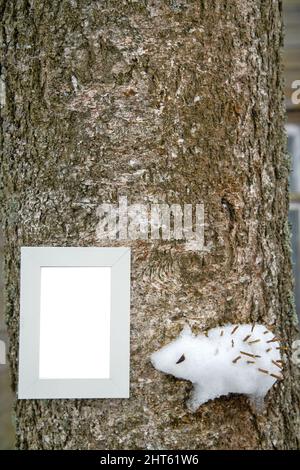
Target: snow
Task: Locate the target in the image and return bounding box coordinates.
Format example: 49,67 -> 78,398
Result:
151,323 -> 282,412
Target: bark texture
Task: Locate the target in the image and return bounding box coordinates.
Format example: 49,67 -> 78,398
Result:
1,0 -> 300,450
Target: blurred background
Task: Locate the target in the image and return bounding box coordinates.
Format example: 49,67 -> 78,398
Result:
286,1 -> 300,325
0,0 -> 300,450
0,227 -> 15,449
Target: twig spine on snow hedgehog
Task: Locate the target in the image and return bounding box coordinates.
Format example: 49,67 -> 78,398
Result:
150,323 -> 283,412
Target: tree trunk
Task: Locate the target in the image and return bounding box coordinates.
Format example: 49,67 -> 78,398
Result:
1,0 -> 299,450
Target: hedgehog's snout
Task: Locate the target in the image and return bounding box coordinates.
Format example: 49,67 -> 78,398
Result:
150,353 -> 158,369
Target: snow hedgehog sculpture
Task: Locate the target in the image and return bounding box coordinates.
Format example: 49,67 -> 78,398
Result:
151,324 -> 283,412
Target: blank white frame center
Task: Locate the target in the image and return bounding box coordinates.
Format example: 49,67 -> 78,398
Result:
18,247 -> 131,399
39,266 -> 111,379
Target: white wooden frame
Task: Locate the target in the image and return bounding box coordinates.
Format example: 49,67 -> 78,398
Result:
18,247 -> 131,399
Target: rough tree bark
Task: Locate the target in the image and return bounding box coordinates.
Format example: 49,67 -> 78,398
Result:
1,0 -> 299,450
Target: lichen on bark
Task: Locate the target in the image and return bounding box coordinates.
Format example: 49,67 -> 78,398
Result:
1,0 -> 299,449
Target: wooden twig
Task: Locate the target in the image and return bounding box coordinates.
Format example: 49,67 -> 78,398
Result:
267,337 -> 279,343
258,368 -> 269,375
240,351 -> 256,358
272,360 -> 282,370
270,373 -> 283,380
232,356 -> 241,364
231,325 -> 239,335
